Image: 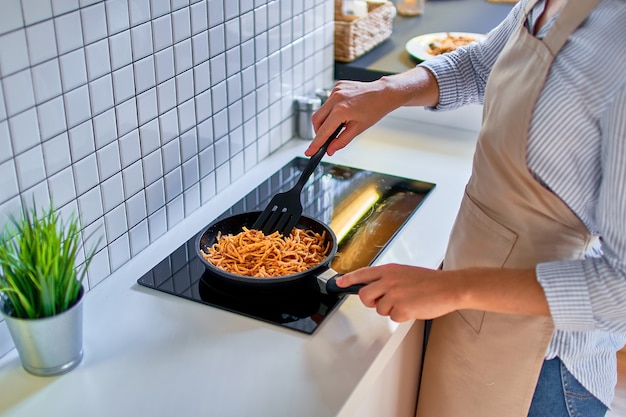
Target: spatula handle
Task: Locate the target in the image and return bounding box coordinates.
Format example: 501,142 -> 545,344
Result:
293,123 -> 345,191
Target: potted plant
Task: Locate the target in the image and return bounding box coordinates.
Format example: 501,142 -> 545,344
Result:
0,202 -> 99,376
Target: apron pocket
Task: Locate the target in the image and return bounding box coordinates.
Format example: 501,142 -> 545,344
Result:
444,190 -> 519,334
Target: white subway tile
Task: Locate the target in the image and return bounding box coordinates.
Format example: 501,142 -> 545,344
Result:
89,74 -> 114,116
86,246 -> 110,288
229,149 -> 244,182
142,149 -> 163,187
67,120 -> 94,162
0,121 -> 11,163
37,96 -> 67,140
213,135 -> 228,166
225,18 -> 240,50
225,46 -> 240,77
73,153 -> 99,195
209,52 -> 226,84
122,159 -> 143,199
85,39 -> 111,81
0,83 -> 5,120
159,107 -> 179,144
145,176 -> 165,213
26,20 -> 58,66
227,100 -> 242,130
31,59 -> 62,104
229,124 -> 243,154
96,141 -> 121,182
125,189 -> 146,227
190,1 -> 207,34
171,0 -> 189,12
243,117 -> 256,146
164,162 -> 183,201
138,119 -> 160,156
136,88 -> 157,126
156,77 -> 176,112
240,38 -> 255,69
131,21 -> 153,60
183,183 -> 200,215
128,219 -> 149,256
208,24 -> 225,57
100,172 -> 124,212
148,206 -> 167,242
177,98 -> 195,134
133,55 -> 156,94
59,49 -> 88,92
196,117 -> 213,151
152,15 -> 173,52
115,97 -> 138,137
207,0 -> 224,28
48,166 -> 76,207
22,0 -> 53,26
109,30 -> 132,71
0,30 -> 29,77
77,185 -> 103,226
118,129 -> 141,169
199,171 -> 215,203
81,2 -> 108,45
174,38 -> 192,74
128,0 -> 151,26
181,156 -> 198,189
15,145 -> 46,190
42,131 -> 71,175
54,11 -> 84,56
171,7 -> 191,44
112,64 -> 135,103
198,143 -> 214,177
8,108 -> 40,155
154,46 -> 175,84
51,0 -> 79,15
254,5 -> 267,35
3,69 -> 35,117
191,32 -> 209,65
212,107 -> 228,139
92,108 -> 117,149
194,89 -> 211,123
150,0 -> 170,18
0,160 -> 19,202
180,128 -> 197,162
254,31 -> 267,61
242,93 -> 256,123
193,60 -> 210,94
226,72 -> 242,104
64,84 -> 92,128
211,80 -> 227,112
175,70 -> 194,104
162,138 -> 181,174
107,232 -> 130,271
165,193 -> 184,227
105,0 -> 130,35
0,0 -> 23,35
214,161 -> 229,192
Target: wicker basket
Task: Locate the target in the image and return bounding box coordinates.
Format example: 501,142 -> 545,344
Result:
334,1 -> 396,63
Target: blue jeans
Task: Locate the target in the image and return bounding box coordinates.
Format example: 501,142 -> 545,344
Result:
528,357 -> 608,417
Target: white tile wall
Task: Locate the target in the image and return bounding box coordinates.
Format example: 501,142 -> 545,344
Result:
0,0 -> 334,356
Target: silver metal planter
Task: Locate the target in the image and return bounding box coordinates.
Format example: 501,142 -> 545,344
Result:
0,287 -> 84,376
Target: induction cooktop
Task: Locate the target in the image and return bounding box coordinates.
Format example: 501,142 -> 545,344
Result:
137,158 -> 435,334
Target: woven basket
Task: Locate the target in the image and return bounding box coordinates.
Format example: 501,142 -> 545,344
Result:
334,1 -> 395,62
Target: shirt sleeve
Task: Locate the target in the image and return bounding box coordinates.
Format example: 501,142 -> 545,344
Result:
418,0 -> 525,110
537,85 -> 626,333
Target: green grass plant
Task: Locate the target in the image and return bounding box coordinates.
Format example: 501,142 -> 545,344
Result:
0,203 -> 99,319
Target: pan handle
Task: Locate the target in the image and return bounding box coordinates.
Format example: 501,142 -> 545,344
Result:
316,268 -> 364,295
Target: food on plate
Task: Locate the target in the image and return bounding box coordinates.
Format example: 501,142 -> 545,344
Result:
202,227 -> 331,277
427,33 -> 479,56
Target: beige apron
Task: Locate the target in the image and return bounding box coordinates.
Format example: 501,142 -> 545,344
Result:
415,1 -> 601,416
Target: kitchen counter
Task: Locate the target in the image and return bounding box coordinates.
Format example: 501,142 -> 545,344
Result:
335,0 -> 514,81
0,109 -> 478,417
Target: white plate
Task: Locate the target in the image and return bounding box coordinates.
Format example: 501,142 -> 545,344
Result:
405,32 -> 486,61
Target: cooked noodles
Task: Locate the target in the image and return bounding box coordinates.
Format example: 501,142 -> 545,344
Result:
201,227 -> 330,277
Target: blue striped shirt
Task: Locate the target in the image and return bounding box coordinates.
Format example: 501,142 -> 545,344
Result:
421,0 -> 626,407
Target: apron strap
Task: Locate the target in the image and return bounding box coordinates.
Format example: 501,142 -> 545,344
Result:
543,0 -> 601,56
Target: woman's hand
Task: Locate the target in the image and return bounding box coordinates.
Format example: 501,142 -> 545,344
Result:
305,67 -> 441,157
336,264 -> 463,322
336,264 -> 551,322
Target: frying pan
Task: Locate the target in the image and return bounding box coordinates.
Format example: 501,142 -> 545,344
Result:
195,211 -> 363,296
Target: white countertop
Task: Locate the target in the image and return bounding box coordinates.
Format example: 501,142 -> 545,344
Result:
0,109 -> 478,417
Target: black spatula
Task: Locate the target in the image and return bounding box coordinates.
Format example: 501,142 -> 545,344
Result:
253,123 -> 345,235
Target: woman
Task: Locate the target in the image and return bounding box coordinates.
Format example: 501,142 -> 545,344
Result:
306,0 -> 625,416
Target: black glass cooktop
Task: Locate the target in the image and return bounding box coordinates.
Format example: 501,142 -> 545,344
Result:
137,158 -> 435,334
